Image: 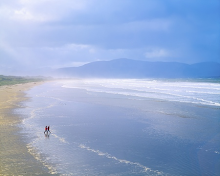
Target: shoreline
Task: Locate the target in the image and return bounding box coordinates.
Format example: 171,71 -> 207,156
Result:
19,80 -> 220,175
0,82 -> 57,175
3,80 -> 218,175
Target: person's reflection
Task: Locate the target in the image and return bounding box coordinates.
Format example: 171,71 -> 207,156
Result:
45,133 -> 50,138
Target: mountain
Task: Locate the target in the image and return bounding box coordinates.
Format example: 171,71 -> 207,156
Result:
55,58 -> 220,78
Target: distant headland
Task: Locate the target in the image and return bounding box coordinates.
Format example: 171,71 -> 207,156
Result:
55,58 -> 220,79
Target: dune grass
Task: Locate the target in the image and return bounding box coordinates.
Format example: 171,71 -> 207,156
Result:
0,75 -> 44,86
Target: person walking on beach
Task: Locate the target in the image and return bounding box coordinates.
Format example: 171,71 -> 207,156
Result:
44,126 -> 48,133
48,126 -> 51,133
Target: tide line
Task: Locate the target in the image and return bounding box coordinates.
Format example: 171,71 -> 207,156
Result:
26,143 -> 58,175
79,144 -> 164,175
52,133 -> 69,144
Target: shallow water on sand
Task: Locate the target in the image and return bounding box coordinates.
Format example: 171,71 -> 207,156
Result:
16,80 -> 220,175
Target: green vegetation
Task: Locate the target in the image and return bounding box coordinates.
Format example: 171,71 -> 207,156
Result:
0,75 -> 44,86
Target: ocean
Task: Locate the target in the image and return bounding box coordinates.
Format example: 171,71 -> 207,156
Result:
16,79 -> 220,175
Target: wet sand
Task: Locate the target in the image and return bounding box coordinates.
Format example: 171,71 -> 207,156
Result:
0,82 -> 57,175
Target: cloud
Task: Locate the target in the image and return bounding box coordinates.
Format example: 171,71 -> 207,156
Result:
2,0 -> 87,22
0,0 -> 219,75
145,48 -> 170,59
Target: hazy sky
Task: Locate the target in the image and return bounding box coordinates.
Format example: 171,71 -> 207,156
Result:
0,0 -> 219,74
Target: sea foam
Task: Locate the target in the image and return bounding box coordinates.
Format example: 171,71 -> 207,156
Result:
62,79 -> 220,106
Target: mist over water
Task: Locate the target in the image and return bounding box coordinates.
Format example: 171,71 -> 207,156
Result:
16,79 -> 220,176
63,79 -> 220,107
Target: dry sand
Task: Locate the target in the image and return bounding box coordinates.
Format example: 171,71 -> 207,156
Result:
0,82 -> 57,176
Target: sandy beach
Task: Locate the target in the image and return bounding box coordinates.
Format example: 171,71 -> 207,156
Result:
0,82 -> 56,176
